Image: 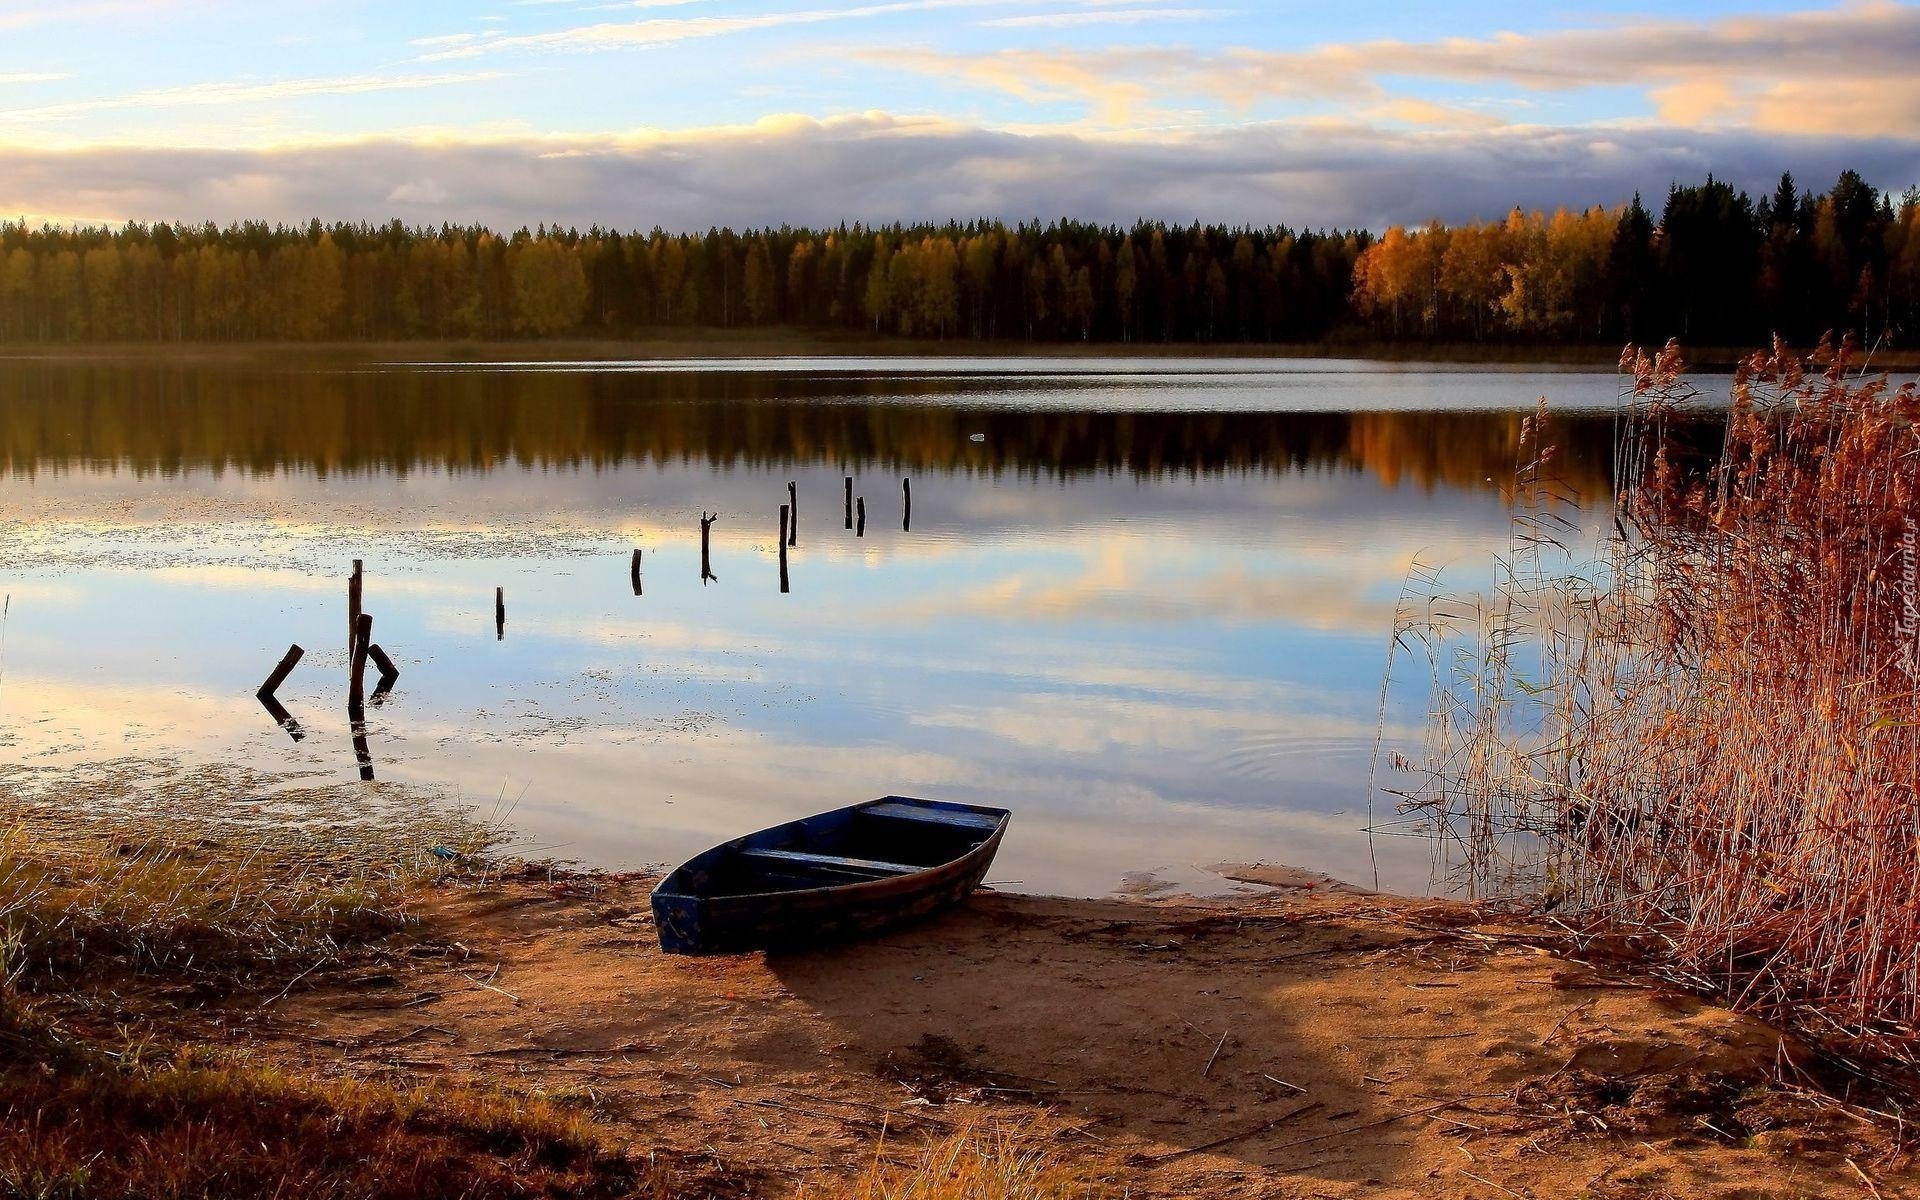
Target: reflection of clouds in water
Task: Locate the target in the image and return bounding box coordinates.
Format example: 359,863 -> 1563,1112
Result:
0,386 -> 1589,896
908,693 -> 1407,758
871,527 -> 1509,638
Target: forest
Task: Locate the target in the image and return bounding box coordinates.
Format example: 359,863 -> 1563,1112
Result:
0,169 -> 1913,347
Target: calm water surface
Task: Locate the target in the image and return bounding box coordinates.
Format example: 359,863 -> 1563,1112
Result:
0,357 -> 1626,895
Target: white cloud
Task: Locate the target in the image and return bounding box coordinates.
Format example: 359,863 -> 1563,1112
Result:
0,72 -> 504,124
876,3 -> 1920,137
0,111 -> 1911,233
415,0 -> 1177,60
982,7 -> 1224,28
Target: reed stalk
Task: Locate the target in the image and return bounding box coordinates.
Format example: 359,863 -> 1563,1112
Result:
1391,337 -> 1920,1063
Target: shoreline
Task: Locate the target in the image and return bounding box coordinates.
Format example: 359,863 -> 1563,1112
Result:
1,794 -> 1913,1196
266,866 -> 1911,1197
0,335 -> 1903,369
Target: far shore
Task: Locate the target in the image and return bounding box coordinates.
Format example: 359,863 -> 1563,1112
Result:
1,332 -> 1904,369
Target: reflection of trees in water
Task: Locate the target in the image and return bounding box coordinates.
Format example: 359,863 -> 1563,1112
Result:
0,364 -> 1614,497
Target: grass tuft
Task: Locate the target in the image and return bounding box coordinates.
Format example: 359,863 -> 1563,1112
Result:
834,1120 -> 1105,1200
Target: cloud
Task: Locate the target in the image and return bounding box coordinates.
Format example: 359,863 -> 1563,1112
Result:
0,1 -> 213,31
872,3 -> 1920,136
981,7 -> 1225,28
415,0 -> 1169,60
0,72 -> 503,124
0,112 -> 1914,233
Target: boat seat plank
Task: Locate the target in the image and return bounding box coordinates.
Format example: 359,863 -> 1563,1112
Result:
864,801 -> 1001,831
740,848 -> 920,876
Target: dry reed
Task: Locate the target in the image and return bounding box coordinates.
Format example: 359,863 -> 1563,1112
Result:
1389,337 -> 1920,1065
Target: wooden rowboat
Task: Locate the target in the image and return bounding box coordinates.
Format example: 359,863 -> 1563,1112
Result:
651,796 -> 1011,955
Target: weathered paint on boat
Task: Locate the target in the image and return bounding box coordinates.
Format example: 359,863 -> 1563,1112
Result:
651,796 -> 1010,955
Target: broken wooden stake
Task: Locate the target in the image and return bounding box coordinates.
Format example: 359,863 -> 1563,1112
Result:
631,548 -> 643,596
700,513 -> 719,583
258,643 -> 304,700
787,481 -> 798,546
347,560 -> 363,657
367,643 -> 400,703
856,496 -> 866,537
256,642 -> 306,741
348,612 -> 374,718
902,477 -> 911,532
258,693 -> 304,742
495,587 -> 505,639
778,504 -> 790,594
844,476 -> 853,529
352,727 -> 374,782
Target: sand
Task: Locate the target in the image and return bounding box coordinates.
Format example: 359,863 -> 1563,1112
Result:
255,872 -> 1915,1198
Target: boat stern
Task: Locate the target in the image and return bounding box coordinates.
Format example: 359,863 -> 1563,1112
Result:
650,887 -> 709,955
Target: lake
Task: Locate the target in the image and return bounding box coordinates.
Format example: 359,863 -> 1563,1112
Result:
0,355 -> 1629,896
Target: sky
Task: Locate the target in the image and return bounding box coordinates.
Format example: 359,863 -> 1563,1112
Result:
0,0 -> 1917,231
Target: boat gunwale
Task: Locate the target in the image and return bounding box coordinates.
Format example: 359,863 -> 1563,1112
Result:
651,796 -> 1010,905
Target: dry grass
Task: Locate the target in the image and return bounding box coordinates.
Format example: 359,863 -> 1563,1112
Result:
831,1120 -> 1105,1200
0,801 -> 727,1200
0,1041 -> 673,1200
0,829 -> 409,983
1390,336 -> 1920,1071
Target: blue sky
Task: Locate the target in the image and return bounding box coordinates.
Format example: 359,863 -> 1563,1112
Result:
0,0 -> 1915,230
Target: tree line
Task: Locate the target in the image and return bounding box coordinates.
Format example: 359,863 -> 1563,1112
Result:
1353,171 -> 1920,345
0,168 -> 1913,346
0,361 -> 1613,493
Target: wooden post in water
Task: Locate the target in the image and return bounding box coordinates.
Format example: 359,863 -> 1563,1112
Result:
257,643 -> 306,743
348,613 -> 374,718
844,477 -> 853,529
856,496 -> 866,537
349,612 -> 377,781
367,644 -> 400,703
494,588 -> 505,640
352,728 -> 374,782
259,693 -> 305,742
700,513 -> 719,583
631,548 -> 643,596
778,504 -> 790,594
787,481 -> 798,547
347,560 -> 363,656
902,477 -> 911,532
258,644 -> 304,700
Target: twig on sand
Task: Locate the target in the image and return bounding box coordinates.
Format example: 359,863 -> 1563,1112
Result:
1460,1169 -> 1529,1198
1130,1100 -> 1325,1164
1259,1098 -> 1462,1154
1203,1027 -> 1231,1077
1847,1158 -> 1884,1199
726,1095 -> 950,1132
1542,1000 -> 1598,1045
461,973 -> 522,1004
264,956 -> 333,1006
788,1091 -> 957,1129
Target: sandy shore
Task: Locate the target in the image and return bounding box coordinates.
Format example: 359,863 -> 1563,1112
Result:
251,871 -> 1910,1198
